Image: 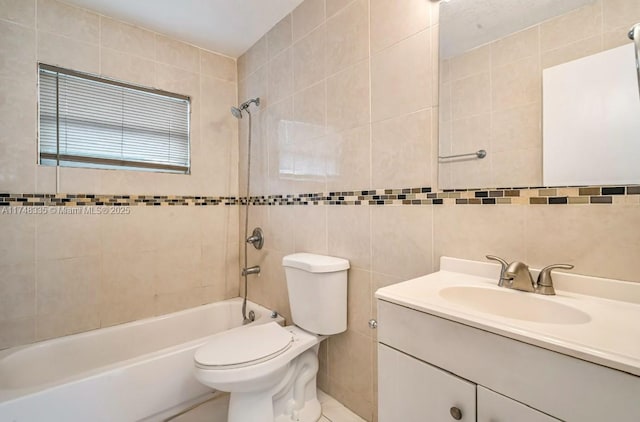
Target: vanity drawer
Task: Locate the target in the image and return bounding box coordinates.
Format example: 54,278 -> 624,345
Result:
377,300 -> 640,422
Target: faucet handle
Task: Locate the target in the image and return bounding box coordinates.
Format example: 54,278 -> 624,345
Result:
486,255 -> 509,286
536,264 -> 574,295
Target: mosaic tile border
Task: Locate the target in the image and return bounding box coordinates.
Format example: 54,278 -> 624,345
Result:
0,193 -> 238,207
1,185 -> 639,208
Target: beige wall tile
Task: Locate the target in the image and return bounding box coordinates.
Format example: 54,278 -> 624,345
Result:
292,0 -> 325,41
293,81 -> 326,142
100,295 -> 155,327
293,24 -> 325,92
540,1 -> 602,52
0,317 -> 34,349
524,205 -> 640,282
603,26 -> 635,50
491,56 -> 541,112
0,0 -> 35,27
238,35 -> 267,81
0,214 -> 35,267
265,97 -> 296,195
433,205 -> 527,268
100,47 -> 156,87
36,255 -> 101,317
155,288 -> 205,316
325,125 -> 370,192
100,16 -> 155,60
294,205 -> 328,254
451,72 -> 490,120
36,213 -> 101,261
372,109 -> 432,189
326,60 -> 369,133
541,34 -> 603,69
327,330 -> 374,420
370,0 -> 431,53
491,26 -> 539,68
326,0 -> 351,17
346,268 -> 372,338
36,304 -> 100,340
327,206 -> 371,270
449,44 -> 490,80
325,0 -> 368,76
371,206 -> 433,280
450,113 -> 490,159
37,0 -> 99,44
603,0 -> 640,31
491,102 -> 541,152
37,32 -> 99,74
268,14 -> 292,59
155,34 -> 199,73
200,50 -> 236,82
0,80 -> 37,192
266,205 -> 296,253
492,147 -> 542,188
0,19 -> 35,77
371,30 -> 432,122
0,263 -> 35,322
268,47 -> 293,104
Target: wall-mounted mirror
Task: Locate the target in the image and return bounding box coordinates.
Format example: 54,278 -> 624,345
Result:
438,0 -> 640,189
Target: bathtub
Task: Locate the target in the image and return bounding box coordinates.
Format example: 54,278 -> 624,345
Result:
0,298 -> 282,422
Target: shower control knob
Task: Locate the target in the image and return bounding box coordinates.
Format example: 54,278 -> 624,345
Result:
450,406 -> 462,420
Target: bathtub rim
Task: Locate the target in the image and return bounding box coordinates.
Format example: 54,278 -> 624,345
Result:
0,298 -> 281,404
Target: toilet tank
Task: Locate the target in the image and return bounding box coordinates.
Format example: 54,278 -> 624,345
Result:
282,253 -> 349,336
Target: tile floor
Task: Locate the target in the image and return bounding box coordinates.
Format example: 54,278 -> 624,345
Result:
172,390 -> 365,422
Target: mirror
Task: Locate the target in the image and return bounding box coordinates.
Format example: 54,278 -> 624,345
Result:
438,0 -> 640,189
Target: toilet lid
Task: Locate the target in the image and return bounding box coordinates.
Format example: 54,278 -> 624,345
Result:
195,322 -> 293,369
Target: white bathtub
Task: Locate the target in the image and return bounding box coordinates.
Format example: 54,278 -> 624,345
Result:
0,298 -> 282,422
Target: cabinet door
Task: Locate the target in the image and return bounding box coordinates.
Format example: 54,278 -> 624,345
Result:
478,386 -> 560,422
378,344 -> 476,422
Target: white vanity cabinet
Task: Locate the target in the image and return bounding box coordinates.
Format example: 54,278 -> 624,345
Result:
376,299 -> 640,422
378,344 -> 476,422
477,387 -> 559,422
378,343 -> 557,422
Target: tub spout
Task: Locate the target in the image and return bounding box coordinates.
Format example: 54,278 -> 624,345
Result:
242,265 -> 261,276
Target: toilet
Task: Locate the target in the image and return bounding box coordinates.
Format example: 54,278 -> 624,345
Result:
193,253 -> 349,422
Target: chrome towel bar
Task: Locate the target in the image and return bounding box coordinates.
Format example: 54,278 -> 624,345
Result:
438,149 -> 487,160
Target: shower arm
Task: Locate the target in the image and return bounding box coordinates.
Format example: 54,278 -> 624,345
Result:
629,23 -> 640,99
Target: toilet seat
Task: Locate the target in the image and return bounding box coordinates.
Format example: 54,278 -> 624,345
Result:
195,322 -> 293,370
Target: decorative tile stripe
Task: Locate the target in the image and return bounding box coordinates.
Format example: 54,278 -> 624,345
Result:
1,185 -> 639,208
0,193 -> 238,207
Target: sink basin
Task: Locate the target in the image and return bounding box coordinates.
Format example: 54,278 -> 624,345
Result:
439,286 -> 591,324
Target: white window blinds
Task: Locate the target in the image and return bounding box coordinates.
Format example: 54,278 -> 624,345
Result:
39,64 -> 190,173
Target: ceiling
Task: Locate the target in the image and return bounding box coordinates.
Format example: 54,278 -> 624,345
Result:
63,0 -> 304,58
440,0 -> 596,58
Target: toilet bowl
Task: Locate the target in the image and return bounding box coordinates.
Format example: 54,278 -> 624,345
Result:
193,253 -> 349,422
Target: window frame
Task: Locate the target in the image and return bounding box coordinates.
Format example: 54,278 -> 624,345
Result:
37,63 -> 192,174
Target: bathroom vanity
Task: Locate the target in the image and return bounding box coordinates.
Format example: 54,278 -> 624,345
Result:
376,257 -> 640,422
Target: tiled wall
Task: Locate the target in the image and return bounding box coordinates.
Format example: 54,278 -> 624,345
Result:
439,0 -> 640,189
237,0 -> 439,419
237,0 -> 640,421
0,0 -> 240,349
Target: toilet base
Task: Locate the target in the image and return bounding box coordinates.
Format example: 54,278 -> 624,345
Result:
226,346 -> 322,422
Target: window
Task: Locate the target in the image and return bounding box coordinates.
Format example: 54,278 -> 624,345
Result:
38,64 -> 190,174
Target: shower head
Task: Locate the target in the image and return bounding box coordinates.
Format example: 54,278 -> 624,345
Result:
231,97 -> 261,119
231,106 -> 242,119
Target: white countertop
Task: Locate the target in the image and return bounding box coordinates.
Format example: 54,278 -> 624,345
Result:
375,257 -> 640,376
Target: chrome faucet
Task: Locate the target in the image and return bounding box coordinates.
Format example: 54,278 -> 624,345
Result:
504,261 -> 536,292
242,265 -> 261,276
485,256 -> 574,295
